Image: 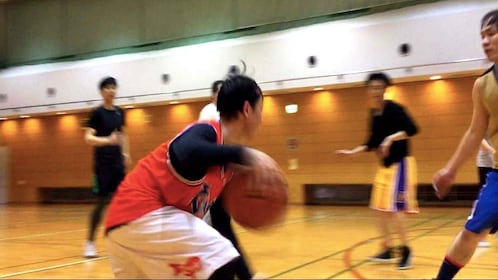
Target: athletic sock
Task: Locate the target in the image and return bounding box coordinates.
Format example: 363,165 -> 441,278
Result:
435,255 -> 463,280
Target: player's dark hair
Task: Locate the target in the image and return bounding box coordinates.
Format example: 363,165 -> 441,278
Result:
99,77 -> 117,90
481,9 -> 498,29
366,72 -> 392,87
211,80 -> 224,96
217,75 -> 262,120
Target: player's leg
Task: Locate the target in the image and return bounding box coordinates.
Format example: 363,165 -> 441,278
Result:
477,166 -> 492,247
210,195 -> 253,280
85,165 -> 123,258
84,169 -> 109,258
369,166 -> 396,262
435,171 -> 498,279
435,229 -> 488,280
395,157 -> 418,270
106,206 -> 240,279
391,212 -> 411,269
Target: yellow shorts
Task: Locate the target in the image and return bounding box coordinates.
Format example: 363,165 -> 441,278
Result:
370,156 -> 419,213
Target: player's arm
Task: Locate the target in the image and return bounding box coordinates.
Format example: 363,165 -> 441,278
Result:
336,114 -> 373,156
433,78 -> 489,198
480,138 -> 495,154
120,126 -> 132,165
335,145 -> 368,156
84,127 -> 120,146
169,124 -> 248,181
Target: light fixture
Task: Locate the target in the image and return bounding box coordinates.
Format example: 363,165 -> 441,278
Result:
430,75 -> 442,80
285,104 -> 298,114
0,117 -> 7,121
313,87 -> 324,91
169,101 -> 179,105
56,112 -> 67,115
19,115 -> 30,119
124,105 -> 135,109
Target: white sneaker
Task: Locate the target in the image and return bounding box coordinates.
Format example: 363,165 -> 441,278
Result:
478,241 -> 490,248
83,241 -> 97,258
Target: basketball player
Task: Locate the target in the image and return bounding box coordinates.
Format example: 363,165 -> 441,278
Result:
336,72 -> 419,270
432,9 -> 498,280
83,77 -> 131,258
105,75 -> 276,279
199,79 -> 254,280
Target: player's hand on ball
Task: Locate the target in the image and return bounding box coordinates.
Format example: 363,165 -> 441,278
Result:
432,167 -> 455,199
242,148 -> 285,190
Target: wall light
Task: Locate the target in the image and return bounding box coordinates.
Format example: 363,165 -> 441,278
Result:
285,104 -> 298,114
124,105 -> 135,109
313,87 -> 324,91
19,115 -> 30,119
169,101 -> 179,105
430,75 -> 442,80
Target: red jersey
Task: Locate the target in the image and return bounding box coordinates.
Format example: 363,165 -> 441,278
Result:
105,120 -> 230,231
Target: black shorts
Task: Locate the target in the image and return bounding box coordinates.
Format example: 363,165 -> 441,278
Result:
93,163 -> 125,196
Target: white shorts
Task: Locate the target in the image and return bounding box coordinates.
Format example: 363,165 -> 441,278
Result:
106,206 -> 239,279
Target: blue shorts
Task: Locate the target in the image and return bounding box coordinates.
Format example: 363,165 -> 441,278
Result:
465,170 -> 498,234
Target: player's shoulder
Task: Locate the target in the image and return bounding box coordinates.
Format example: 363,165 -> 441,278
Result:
385,100 -> 404,110
476,65 -> 495,85
89,105 -> 103,115
480,65 -> 494,77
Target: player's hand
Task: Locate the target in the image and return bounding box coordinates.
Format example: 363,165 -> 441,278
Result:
242,148 -> 286,191
107,131 -> 121,145
335,149 -> 354,156
432,167 -> 455,199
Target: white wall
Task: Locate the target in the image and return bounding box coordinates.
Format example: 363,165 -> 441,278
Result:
0,0 -> 495,117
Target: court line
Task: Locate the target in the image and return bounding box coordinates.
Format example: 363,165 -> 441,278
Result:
335,215 -> 463,279
269,213 -> 449,279
0,257 -> 107,278
0,228 -> 86,242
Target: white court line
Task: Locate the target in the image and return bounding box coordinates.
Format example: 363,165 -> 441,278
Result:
0,228 -> 86,241
0,256 -> 108,278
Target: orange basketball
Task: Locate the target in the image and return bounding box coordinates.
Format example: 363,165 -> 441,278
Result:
222,164 -> 288,230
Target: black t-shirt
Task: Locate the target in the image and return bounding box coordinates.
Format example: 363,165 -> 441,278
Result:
87,105 -> 125,164
364,101 -> 418,167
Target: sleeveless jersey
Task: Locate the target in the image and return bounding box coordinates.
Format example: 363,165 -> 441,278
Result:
105,120 -> 230,231
480,66 -> 498,169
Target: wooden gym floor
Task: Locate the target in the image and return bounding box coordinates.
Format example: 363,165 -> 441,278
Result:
0,204 -> 496,279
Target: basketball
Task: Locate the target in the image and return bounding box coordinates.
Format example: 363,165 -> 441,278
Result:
222,163 -> 288,230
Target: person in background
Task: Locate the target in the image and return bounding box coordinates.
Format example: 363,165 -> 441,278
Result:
336,72 -> 419,270
83,77 -> 131,258
199,80 -> 223,121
